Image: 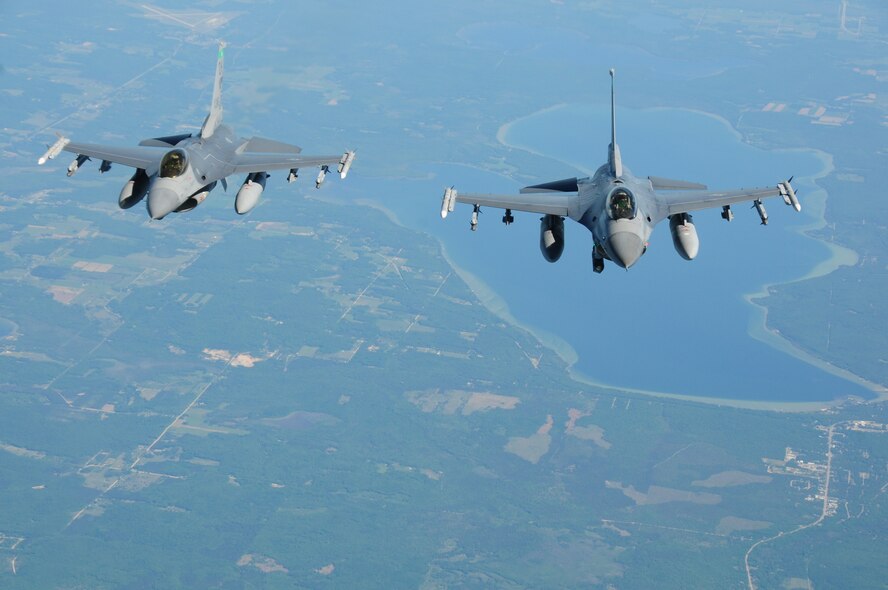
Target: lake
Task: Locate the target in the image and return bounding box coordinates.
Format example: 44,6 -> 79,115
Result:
364,103 -> 869,403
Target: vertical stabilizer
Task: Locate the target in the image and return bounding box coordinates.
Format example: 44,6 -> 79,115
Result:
607,68 -> 623,178
200,42 -> 226,139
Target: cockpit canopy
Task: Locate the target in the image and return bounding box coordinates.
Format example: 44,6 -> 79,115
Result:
607,187 -> 637,220
160,149 -> 188,179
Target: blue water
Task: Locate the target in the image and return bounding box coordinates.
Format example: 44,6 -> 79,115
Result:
0,318 -> 14,339
362,104 -> 869,403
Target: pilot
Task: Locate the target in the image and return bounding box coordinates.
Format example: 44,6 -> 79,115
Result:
610,190 -> 634,219
160,150 -> 186,178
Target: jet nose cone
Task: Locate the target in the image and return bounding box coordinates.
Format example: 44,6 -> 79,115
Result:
608,231 -> 644,269
147,188 -> 179,220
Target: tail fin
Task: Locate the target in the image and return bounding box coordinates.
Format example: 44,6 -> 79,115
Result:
200,42 -> 226,139
607,68 -> 623,178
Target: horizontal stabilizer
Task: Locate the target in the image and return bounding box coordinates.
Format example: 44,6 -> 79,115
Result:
520,177 -> 579,194
239,137 -> 302,154
138,133 -> 193,148
649,176 -> 708,191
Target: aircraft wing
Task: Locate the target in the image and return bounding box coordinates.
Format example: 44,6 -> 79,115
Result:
60,141 -> 168,171
441,188 -> 572,218
664,179 -> 799,216
229,153 -> 345,175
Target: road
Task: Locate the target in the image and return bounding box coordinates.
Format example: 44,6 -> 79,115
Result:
744,423 -> 838,590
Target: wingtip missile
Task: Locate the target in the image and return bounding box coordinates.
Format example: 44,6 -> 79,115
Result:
441,186 -> 457,219
778,178 -> 800,212
785,180 -> 801,212
38,134 -> 70,165
338,150 -> 356,179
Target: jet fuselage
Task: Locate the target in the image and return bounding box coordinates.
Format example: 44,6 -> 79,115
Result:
574,164 -> 660,269
39,43 -> 354,220
146,125 -> 243,219
440,68 -> 798,274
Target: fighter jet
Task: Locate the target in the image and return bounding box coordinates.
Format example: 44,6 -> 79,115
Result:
38,43 -> 355,219
439,69 -> 800,273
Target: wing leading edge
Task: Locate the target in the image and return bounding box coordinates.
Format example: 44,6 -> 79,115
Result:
37,136 -> 169,171
664,179 -> 800,217
441,187 -> 572,218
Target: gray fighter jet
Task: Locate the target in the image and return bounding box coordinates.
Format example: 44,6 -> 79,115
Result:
39,43 -> 355,219
440,69 -> 800,273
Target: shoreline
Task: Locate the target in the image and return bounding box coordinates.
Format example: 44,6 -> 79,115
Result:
358,198 -> 859,413
494,103 -> 884,409
660,109 -> 886,401
360,102 -> 885,412
439,238 -> 855,413
741,149 -> 888,402
495,103 -> 598,178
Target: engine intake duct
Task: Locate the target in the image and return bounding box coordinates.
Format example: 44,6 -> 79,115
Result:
119,169 -> 151,209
